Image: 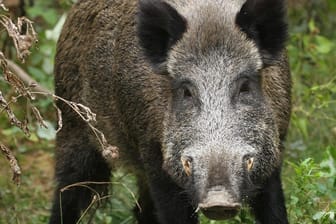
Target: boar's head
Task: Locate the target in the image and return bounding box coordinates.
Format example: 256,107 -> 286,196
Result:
137,0 -> 287,220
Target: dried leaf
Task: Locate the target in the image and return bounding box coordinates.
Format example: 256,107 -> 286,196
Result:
76,103 -> 97,122
0,91 -> 30,136
0,143 -> 21,185
102,145 -> 120,161
0,16 -> 37,62
52,94 -> 118,162
4,69 -> 26,93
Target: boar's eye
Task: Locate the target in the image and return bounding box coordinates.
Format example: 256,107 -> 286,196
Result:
178,84 -> 194,107
182,86 -> 193,99
173,80 -> 194,100
236,78 -> 253,102
239,80 -> 250,95
235,74 -> 261,105
172,80 -> 200,115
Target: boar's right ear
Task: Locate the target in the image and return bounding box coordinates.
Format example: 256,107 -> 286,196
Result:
137,0 -> 187,71
236,0 -> 288,62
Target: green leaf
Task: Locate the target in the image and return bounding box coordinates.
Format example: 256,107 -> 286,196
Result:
2,127 -> 21,136
28,133 -> 39,142
26,7 -> 59,26
46,14 -> 67,42
308,19 -> 316,33
27,66 -> 46,81
315,35 -> 334,54
42,58 -> 54,75
327,146 -> 336,161
42,10 -> 59,26
17,145 -> 28,153
297,118 -> 309,140
36,121 -> 56,140
313,211 -> 325,220
290,195 -> 299,205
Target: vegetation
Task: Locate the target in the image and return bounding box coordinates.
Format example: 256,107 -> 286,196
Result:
0,0 -> 335,223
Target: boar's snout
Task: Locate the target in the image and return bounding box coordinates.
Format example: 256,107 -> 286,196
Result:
180,150 -> 259,220
199,189 -> 241,220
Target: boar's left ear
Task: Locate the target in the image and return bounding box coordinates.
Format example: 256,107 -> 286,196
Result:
137,0 -> 187,71
236,0 -> 288,60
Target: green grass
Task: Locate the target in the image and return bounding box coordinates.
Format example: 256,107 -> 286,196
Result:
0,1 -> 335,224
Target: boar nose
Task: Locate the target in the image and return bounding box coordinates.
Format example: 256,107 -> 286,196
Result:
198,188 -> 241,220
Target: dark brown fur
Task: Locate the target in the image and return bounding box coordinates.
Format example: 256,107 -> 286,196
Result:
50,0 -> 291,223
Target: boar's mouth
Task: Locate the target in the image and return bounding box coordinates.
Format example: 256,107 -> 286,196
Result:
199,203 -> 241,220
198,189 -> 241,220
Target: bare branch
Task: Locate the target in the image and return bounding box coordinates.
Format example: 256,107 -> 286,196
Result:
0,52 -> 35,101
0,143 -> 21,185
0,91 -> 30,136
32,105 -> 47,128
0,0 -> 8,11
30,91 -> 120,162
6,59 -> 51,94
0,9 -> 117,182
60,181 -> 141,213
53,103 -> 63,133
51,94 -> 120,161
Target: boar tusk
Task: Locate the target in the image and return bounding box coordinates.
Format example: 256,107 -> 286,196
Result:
181,157 -> 192,176
246,157 -> 254,172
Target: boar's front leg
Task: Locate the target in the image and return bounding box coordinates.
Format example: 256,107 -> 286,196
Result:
148,174 -> 198,224
133,173 -> 160,224
141,142 -> 198,224
250,169 -> 289,224
49,128 -> 111,224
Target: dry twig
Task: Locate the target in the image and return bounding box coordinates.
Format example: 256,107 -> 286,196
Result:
6,59 -> 51,94
0,15 -> 37,62
31,91 -> 120,161
60,181 -> 141,215
0,10 -> 38,184
0,90 -> 30,136
0,0 -> 7,11
0,7 -> 118,185
0,143 -> 21,185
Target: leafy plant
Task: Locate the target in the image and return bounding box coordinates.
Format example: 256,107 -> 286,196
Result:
285,148 -> 336,223
286,1 -> 336,160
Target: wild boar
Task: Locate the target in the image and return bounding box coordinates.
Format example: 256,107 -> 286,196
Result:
49,0 -> 291,223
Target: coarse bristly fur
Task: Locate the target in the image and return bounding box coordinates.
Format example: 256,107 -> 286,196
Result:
49,0 -> 291,224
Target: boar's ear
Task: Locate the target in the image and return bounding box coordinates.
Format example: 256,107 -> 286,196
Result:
236,0 -> 288,61
137,0 -> 187,71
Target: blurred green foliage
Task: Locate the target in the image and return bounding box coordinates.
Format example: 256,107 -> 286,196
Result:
0,0 -> 335,223
286,152 -> 336,223
286,0 -> 336,161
